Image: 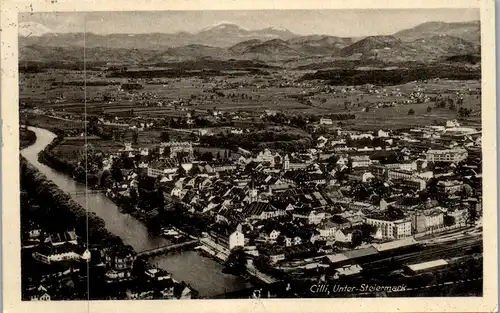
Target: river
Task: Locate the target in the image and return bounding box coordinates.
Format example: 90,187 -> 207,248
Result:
21,127 -> 252,297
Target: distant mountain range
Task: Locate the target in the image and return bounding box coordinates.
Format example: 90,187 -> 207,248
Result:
19,22 -> 297,49
394,21 -> 480,43
19,21 -> 481,64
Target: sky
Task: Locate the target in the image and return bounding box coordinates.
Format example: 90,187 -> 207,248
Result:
19,9 -> 479,37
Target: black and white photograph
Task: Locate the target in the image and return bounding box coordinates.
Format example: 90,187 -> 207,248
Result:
2,0 -> 497,311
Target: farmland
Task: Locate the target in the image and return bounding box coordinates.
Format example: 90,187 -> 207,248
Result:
21,65 -> 481,132
19,52 -> 482,157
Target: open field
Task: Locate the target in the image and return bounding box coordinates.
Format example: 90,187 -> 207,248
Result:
51,128 -> 202,161
21,66 -> 481,132
349,108 -> 480,131
20,113 -> 85,133
50,138 -> 124,163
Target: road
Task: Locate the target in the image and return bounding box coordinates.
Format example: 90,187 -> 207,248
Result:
246,261 -> 278,284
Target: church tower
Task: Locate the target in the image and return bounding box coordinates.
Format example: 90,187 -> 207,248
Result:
284,154 -> 290,171
249,178 -> 258,203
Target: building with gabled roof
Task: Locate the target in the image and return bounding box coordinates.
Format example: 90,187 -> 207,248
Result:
242,202 -> 287,220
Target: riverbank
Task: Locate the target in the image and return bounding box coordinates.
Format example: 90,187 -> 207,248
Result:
20,128 -> 36,149
20,155 -> 124,246
36,132 -> 212,239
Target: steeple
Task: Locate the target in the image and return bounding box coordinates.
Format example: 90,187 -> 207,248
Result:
249,178 -> 257,203
284,154 -> 290,171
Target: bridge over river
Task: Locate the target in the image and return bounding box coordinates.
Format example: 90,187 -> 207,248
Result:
67,189 -> 105,196
22,126 -> 254,297
137,239 -> 200,258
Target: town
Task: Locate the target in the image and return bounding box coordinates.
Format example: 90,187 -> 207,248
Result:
17,12 -> 483,301
20,105 -> 483,299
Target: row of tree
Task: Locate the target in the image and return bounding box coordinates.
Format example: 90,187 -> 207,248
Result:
199,130 -> 312,152
20,156 -> 123,246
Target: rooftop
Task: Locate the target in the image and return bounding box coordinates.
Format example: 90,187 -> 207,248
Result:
407,259 -> 448,272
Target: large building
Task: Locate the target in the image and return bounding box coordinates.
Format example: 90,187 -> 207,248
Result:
365,214 -> 412,240
425,148 -> 468,163
147,159 -> 178,178
207,224 -> 245,251
103,245 -> 137,272
319,118 -> 333,125
437,180 -> 464,194
388,169 -> 414,181
351,155 -> 372,168
412,208 -> 445,233
160,142 -> 194,159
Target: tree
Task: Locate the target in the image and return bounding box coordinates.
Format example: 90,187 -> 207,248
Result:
448,99 -> 456,111
224,246 -> 247,274
88,116 -> 99,135
110,159 -> 124,182
344,101 -> 349,110
467,206 -> 478,225
351,229 -> 363,247
122,155 -> 135,170
132,130 -> 139,145
188,165 -> 200,177
177,164 -> 187,177
73,165 -> 86,182
276,234 -> 286,246
160,131 -> 170,142
254,255 -> 272,273
155,187 -> 165,211
357,223 -> 377,238
458,107 -> 472,118
129,188 -> 138,205
200,152 -> 213,162
346,158 -> 353,173
436,99 -> 447,108
408,109 -> 415,115
444,215 -> 456,227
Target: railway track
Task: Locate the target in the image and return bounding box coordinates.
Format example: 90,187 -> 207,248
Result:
362,236 -> 481,271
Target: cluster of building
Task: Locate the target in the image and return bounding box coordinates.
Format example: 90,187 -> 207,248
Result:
98,118 -> 481,275
22,228 -> 193,300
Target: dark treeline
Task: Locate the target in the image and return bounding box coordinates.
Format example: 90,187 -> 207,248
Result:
106,69 -> 264,79
51,81 -> 120,87
37,135 -> 100,186
446,54 -> 481,65
265,112 -> 355,130
120,83 -> 144,90
200,130 -> 312,152
326,113 -> 355,120
20,129 -> 37,149
107,69 -> 223,79
149,59 -> 278,70
300,66 -> 481,86
19,61 -> 107,73
20,156 -> 123,246
294,59 -> 388,70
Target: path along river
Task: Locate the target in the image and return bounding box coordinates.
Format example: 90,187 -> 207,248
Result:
21,127 -> 252,297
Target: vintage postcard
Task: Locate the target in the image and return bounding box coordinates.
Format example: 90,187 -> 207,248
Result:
1,0 -> 497,312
